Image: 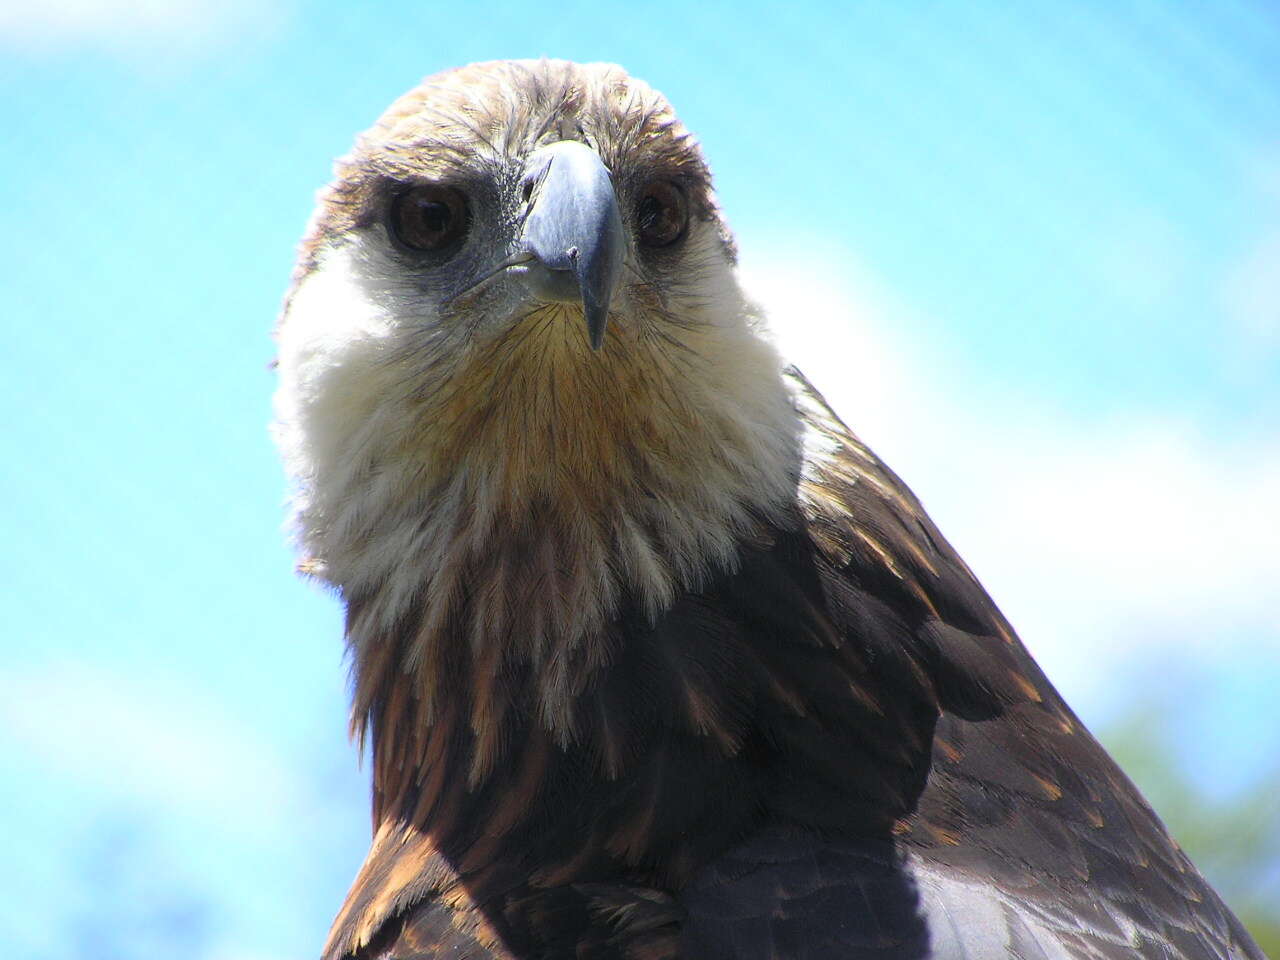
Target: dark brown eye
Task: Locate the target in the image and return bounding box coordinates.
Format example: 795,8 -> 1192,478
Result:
388,185 -> 469,252
635,180 -> 687,248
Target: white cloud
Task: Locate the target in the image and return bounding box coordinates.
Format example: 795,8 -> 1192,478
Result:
0,657 -> 367,960
1225,231 -> 1280,345
1094,211 -> 1189,312
0,0 -> 288,58
1243,149 -> 1280,206
0,660 -> 302,835
740,240 -> 1280,710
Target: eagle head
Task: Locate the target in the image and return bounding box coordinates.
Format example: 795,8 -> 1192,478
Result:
273,60 -> 802,722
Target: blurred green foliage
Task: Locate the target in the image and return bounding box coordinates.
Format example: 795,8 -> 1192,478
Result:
1102,709 -> 1280,956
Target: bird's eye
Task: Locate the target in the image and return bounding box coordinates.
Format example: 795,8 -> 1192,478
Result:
635,181 -> 688,249
388,185 -> 469,252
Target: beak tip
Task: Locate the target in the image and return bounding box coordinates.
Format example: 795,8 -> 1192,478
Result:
586,308 -> 608,351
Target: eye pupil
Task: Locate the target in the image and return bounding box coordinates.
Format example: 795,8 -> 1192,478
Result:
638,196 -> 661,232
635,181 -> 687,248
389,186 -> 468,252
418,201 -> 450,234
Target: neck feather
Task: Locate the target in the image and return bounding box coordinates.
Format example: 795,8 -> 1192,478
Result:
278,286 -> 803,747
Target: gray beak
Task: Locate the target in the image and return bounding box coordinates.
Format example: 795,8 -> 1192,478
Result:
518,140 -> 625,350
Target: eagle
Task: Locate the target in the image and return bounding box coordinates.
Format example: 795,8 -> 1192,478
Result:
273,60 -> 1263,960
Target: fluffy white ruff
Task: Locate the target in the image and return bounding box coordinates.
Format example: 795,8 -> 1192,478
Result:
274,240 -> 803,703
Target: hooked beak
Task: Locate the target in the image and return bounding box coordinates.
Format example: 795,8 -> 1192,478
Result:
517,140 -> 625,350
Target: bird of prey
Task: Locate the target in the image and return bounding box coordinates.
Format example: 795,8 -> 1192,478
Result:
273,59 -> 1264,960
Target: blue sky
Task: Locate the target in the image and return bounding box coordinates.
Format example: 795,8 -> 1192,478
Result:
2,2 -> 1277,957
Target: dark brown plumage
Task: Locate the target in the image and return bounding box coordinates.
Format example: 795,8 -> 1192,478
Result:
274,60 -> 1264,960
